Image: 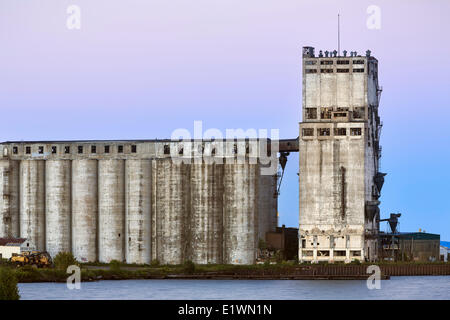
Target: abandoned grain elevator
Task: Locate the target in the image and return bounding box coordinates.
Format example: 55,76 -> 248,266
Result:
0,46 -> 385,264
299,47 -> 384,263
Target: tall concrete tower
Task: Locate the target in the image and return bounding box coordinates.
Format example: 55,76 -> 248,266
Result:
298,47 -> 384,263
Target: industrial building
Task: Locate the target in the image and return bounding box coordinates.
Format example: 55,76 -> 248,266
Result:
0,140 -> 281,264
0,46 -> 391,265
298,47 -> 385,263
379,232 -> 441,262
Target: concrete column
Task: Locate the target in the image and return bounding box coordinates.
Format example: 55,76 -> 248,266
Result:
152,159 -> 190,265
190,162 -> 223,264
125,159 -> 151,264
0,160 -> 20,238
98,159 -> 125,263
20,160 -> 46,251
45,160 -> 72,258
223,160 -> 258,265
345,249 -> 350,263
72,159 -> 98,262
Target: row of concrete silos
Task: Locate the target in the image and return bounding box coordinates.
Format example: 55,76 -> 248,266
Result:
0,158 -> 277,265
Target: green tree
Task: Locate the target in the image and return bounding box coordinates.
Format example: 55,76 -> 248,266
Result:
0,268 -> 20,300
53,252 -> 78,270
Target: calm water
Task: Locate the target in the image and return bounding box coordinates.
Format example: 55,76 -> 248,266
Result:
18,277 -> 450,300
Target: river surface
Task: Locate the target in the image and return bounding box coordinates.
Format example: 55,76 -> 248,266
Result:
18,276 -> 450,300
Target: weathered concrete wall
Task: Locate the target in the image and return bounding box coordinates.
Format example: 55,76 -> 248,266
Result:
72,159 -> 98,262
0,160 -> 20,238
0,141 -> 278,264
257,172 -> 277,243
190,162 -> 224,264
20,160 -> 46,251
223,160 -> 259,264
152,160 -> 191,264
125,159 -> 151,264
300,48 -> 382,263
45,160 -> 72,258
98,159 -> 125,263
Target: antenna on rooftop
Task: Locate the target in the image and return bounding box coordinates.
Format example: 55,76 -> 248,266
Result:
337,13 -> 341,56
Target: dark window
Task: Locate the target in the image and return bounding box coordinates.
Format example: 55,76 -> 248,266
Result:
38,146 -> 44,154
353,107 -> 365,119
337,69 -> 349,73
305,60 -> 316,65
333,112 -> 348,118
26,147 -> 31,154
335,250 -> 346,257
51,146 -> 57,154
211,148 -> 216,155
12,146 -> 18,154
302,128 -> 314,136
321,107 -> 332,119
353,68 -> 365,73
320,69 -> 333,73
350,128 -> 362,136
306,108 -> 317,119
334,128 -> 347,136
320,60 -> 333,65
353,60 -> 365,64
118,145 -> 123,153
163,145 -> 170,155
318,128 -> 330,136
91,145 -> 96,153
78,146 -> 83,154
178,147 -> 184,155
131,145 -> 137,153
64,146 -> 70,154
337,60 -> 350,64
305,69 -> 317,74
104,145 -> 110,153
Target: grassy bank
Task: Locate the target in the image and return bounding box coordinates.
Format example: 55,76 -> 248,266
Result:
0,260 -> 448,283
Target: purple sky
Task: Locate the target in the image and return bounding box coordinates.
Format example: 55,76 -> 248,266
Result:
1,0 -> 449,239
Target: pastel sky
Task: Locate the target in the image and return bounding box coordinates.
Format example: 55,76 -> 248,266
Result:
0,1 -> 449,239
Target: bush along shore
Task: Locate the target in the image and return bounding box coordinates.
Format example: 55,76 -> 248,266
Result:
1,255 -> 450,283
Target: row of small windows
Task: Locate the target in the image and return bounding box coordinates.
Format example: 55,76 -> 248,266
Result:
305,68 -> 365,74
302,127 -> 362,137
305,59 -> 365,65
305,107 -> 365,120
162,144 -> 266,156
13,145 -> 137,155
